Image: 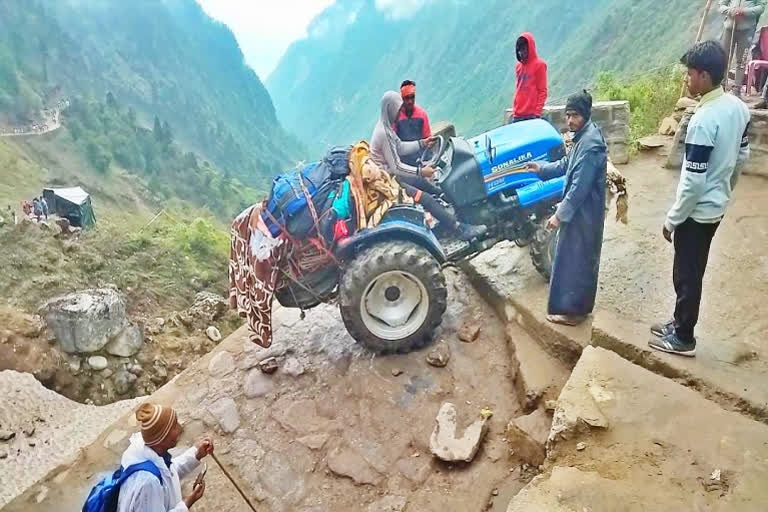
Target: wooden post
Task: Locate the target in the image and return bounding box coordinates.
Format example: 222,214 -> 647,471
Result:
725,0 -> 745,93
681,0 -> 716,98
696,0 -> 715,42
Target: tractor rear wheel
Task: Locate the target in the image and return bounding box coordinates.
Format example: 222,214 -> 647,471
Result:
339,241 -> 447,354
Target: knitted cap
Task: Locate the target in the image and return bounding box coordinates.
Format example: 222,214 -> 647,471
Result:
136,403 -> 177,447
565,89 -> 593,121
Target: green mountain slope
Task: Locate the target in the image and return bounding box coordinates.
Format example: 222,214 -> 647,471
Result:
268,0 -> 720,153
0,0 -> 301,188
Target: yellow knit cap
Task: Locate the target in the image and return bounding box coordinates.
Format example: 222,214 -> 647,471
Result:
136,403 -> 177,447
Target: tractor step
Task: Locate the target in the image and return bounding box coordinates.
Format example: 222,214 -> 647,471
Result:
441,235 -> 502,263
441,236 -> 472,261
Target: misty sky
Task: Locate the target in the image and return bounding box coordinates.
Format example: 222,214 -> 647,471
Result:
195,0 -> 435,80
196,0 -> 335,80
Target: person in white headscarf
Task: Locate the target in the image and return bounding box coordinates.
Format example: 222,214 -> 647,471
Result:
370,90 -> 487,241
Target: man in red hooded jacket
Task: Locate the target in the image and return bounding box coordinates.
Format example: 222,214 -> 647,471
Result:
512,32 -> 548,123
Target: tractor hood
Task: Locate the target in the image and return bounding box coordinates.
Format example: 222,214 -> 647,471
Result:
439,119 -> 565,207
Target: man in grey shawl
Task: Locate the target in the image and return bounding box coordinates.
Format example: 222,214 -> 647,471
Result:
526,90 -> 608,326
370,90 -> 488,241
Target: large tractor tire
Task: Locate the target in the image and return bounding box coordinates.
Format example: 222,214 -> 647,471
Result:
530,225 -> 559,281
339,241 -> 447,354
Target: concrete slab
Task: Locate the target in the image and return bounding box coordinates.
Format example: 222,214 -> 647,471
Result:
510,346 -> 768,512
508,466 -> 692,512
505,325 -> 569,412
593,310 -> 768,423
465,155 -> 768,424
463,245 -> 590,367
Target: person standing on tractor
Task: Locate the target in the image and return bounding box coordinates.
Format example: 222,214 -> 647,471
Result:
650,41 -> 750,357
511,32 -> 548,123
719,0 -> 766,97
371,90 -> 488,241
526,90 -> 607,327
395,80 -> 432,166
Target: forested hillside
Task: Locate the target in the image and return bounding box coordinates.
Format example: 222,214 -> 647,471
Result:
268,0 -> 720,153
0,0 -> 302,188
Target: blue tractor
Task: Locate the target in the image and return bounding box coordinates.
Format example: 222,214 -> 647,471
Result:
276,119 -> 565,353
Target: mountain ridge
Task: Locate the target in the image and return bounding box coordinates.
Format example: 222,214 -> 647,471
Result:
0,0 -> 303,189
268,0 -> 721,153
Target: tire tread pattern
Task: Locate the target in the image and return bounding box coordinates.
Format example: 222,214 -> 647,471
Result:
339,241 -> 447,354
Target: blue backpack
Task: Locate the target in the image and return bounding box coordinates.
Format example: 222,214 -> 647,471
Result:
261,146 -> 350,238
82,461 -> 162,512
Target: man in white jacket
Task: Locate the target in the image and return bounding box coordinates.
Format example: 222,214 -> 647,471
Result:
650,41 -> 750,357
117,403 -> 214,511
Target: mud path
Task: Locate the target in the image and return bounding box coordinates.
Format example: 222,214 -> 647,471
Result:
597,154 -> 768,345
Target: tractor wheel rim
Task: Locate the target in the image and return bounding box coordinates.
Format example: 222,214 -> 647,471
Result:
361,270 -> 429,341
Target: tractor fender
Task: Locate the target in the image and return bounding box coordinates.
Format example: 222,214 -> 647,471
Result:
336,220 -> 447,264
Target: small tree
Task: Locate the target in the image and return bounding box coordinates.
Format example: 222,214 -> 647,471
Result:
161,120 -> 173,145
127,107 -> 137,128
106,91 -> 118,110
86,140 -> 112,173
153,115 -> 163,142
67,118 -> 83,141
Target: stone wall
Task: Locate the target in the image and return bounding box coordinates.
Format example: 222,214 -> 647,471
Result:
504,100 -> 631,164
666,108 -> 768,178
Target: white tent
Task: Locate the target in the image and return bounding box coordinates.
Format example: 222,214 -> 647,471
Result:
48,187 -> 90,205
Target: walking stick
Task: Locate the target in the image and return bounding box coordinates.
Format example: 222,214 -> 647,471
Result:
210,453 -> 259,512
696,0 -> 716,42
681,0 -> 716,98
725,0 -> 744,93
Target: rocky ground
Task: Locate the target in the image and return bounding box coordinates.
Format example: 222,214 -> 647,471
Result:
0,370 -> 141,508
0,287 -> 239,406
508,347 -> 768,511
4,269 -> 542,511
2,154 -> 768,511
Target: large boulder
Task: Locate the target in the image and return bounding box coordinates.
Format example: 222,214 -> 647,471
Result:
39,288 -> 128,354
104,325 -> 144,357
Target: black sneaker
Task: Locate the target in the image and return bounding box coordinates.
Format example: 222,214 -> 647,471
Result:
650,319 -> 675,338
457,223 -> 488,241
648,332 -> 696,357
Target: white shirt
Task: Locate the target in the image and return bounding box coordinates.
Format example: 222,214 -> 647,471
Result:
117,433 -> 200,512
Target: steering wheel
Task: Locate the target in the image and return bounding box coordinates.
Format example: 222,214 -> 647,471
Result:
418,134 -> 446,168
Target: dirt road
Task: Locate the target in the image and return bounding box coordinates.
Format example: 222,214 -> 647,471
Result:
598,153 -> 768,350
0,101 -> 68,138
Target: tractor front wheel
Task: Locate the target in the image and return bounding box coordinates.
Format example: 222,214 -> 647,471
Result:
530,225 -> 559,281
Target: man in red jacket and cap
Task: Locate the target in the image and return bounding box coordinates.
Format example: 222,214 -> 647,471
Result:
511,32 -> 548,123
